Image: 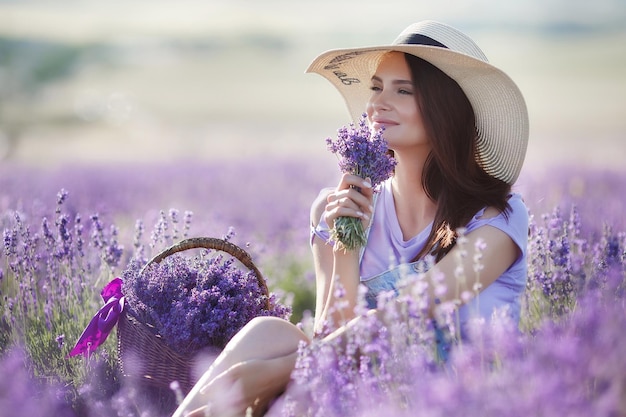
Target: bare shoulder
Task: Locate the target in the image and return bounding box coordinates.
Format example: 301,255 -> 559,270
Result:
479,196 -> 528,222
310,187 -> 334,225
469,206 -> 521,260
478,206 -> 501,220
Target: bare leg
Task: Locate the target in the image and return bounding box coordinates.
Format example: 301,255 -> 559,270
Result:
172,316 -> 309,417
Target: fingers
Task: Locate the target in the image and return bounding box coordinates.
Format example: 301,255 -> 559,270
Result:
324,174 -> 374,228
195,359 -> 275,417
196,367 -> 248,416
337,173 -> 373,193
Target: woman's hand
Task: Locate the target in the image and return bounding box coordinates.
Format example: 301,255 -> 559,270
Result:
324,173 -> 374,244
310,174 -> 374,333
184,353 -> 298,417
311,174 -> 374,329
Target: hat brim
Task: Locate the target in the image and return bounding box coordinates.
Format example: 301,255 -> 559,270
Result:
306,45 -> 529,184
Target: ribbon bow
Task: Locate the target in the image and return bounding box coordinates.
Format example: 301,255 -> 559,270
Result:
69,278 -> 125,357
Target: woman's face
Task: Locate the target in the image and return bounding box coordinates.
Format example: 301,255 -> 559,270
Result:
366,52 -> 429,152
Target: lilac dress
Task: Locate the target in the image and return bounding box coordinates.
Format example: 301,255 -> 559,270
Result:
312,179 -> 529,348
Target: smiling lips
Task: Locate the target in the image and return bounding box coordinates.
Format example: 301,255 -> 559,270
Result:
371,118 -> 398,130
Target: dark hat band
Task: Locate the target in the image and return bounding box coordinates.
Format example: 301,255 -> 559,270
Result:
394,33 -> 448,49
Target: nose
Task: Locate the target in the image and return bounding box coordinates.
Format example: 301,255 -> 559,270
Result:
366,90 -> 390,116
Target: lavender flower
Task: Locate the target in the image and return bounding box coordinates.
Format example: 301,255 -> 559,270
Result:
56,334 -> 65,349
326,114 -> 396,250
122,238 -> 291,355
272,259 -> 626,417
2,158 -> 626,417
0,347 -> 77,417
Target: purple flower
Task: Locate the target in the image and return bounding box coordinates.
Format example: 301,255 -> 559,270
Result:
326,114 -> 396,250
3,227 -> 17,256
0,348 -> 77,417
2,155 -> 626,417
122,237 -> 291,355
56,334 -> 65,349
326,114 -> 396,188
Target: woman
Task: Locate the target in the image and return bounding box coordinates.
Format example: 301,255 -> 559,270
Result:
173,20 -> 529,417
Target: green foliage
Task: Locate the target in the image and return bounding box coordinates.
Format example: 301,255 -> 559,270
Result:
1,262 -> 119,390
0,37 -> 86,88
264,257 -> 316,325
31,46 -> 83,85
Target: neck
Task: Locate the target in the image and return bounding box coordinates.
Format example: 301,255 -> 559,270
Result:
392,147 -> 430,199
391,149 -> 437,240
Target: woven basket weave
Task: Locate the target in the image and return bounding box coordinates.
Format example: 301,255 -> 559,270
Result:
117,237 -> 269,394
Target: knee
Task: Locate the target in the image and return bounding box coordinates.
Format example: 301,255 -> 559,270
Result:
229,316 -> 309,355
246,315 -> 284,328
245,316 -> 308,343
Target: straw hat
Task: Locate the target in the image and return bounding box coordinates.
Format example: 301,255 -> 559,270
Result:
306,20 -> 529,185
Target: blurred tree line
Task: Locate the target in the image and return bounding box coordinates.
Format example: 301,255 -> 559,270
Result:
0,31 -> 294,161
0,37 -> 108,160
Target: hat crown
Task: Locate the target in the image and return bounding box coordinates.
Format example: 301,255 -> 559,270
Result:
393,21 -> 489,63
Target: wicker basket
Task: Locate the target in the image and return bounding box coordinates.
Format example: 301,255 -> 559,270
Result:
117,237 -> 269,394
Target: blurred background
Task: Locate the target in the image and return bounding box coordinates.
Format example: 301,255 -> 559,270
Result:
1,0 -> 625,171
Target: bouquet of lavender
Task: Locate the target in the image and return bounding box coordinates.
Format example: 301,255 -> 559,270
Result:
121,247 -> 290,356
326,114 -> 397,250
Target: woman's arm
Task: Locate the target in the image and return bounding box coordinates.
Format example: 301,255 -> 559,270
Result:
318,218 -> 520,350
411,212 -> 520,317
185,352 -> 299,417
310,187 -> 335,329
172,317 -> 308,417
310,174 -> 373,334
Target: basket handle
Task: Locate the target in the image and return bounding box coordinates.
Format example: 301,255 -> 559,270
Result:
139,237 -> 269,299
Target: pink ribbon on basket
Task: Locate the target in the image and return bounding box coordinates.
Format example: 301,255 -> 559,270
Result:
69,278 -> 125,357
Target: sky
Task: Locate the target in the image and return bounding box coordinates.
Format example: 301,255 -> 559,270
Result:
0,0 -> 625,40
0,0 -> 625,168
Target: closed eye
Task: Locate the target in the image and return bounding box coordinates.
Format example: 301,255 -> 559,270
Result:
369,86 -> 412,95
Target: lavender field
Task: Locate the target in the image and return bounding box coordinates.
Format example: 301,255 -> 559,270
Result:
1,1 -> 625,415
1,156 -> 625,416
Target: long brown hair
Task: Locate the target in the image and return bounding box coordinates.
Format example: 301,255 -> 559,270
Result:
403,53 -> 511,262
